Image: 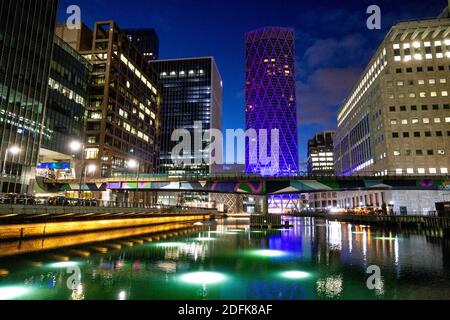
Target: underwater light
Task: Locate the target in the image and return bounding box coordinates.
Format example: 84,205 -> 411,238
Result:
281,271 -> 311,280
48,261 -> 79,268
253,250 -> 287,257
0,286 -> 30,300
180,272 -> 226,285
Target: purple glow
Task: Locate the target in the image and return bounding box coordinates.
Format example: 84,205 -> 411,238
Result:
245,27 -> 298,177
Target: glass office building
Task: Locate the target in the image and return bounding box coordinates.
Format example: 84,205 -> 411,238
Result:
123,28 -> 160,62
42,36 -> 91,156
150,57 -> 223,175
0,0 -> 58,193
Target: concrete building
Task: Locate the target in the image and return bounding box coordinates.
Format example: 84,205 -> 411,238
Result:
334,9 -> 450,215
307,131 -> 335,176
0,0 -> 58,194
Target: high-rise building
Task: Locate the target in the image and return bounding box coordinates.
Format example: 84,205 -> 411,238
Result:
150,57 -> 223,175
0,0 -> 58,193
41,36 -> 91,157
37,36 -> 91,181
57,21 -> 161,179
307,131 -> 335,176
245,27 -> 298,176
334,10 -> 450,215
124,28 -> 159,62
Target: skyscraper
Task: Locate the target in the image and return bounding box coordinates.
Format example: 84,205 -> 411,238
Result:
245,27 -> 298,176
124,28 -> 159,62
150,57 -> 223,175
0,0 -> 58,193
307,131 -> 335,176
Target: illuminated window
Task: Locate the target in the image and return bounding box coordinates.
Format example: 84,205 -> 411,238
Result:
418,80 -> 425,85
390,120 -> 397,125
440,78 -> 447,84
396,169 -> 403,175
423,118 -> 430,124
407,168 -> 414,174
441,168 -> 449,174
85,148 -> 99,160
418,168 -> 425,174
430,92 -> 437,97
401,119 -> 408,125
442,91 -> 448,97
393,151 -> 401,156
420,92 -> 426,98
434,118 -> 441,123
412,119 -> 419,124
429,168 -> 437,174
438,149 -> 445,155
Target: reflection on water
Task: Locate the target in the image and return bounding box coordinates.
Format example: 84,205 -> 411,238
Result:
0,217 -> 449,300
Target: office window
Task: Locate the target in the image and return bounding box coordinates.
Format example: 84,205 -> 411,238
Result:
427,150 -> 434,156
429,168 -> 437,174
418,79 -> 425,85
441,168 -> 449,174
389,106 -> 396,112
396,169 -> 403,175
432,104 -> 439,110
446,117 -> 450,123
411,105 -> 417,111
400,106 -> 406,111
392,132 -> 399,138
396,68 -> 402,73
416,150 -> 423,156
427,66 -> 434,71
412,118 -> 419,124
434,118 -> 441,123
390,120 -> 398,125
414,132 -> 421,137
406,168 -> 414,174
403,132 -> 410,138
430,92 -> 437,97
393,151 -> 401,156
440,78 -> 447,84
421,105 -> 428,110
405,150 -> 412,156
442,91 -> 448,97
425,131 -> 432,137
401,119 -> 408,125
436,131 -> 443,137
423,118 -> 430,124
429,79 -> 436,85
437,149 -> 445,155
444,104 -> 449,110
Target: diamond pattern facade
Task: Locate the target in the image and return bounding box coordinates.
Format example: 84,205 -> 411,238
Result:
245,27 -> 298,176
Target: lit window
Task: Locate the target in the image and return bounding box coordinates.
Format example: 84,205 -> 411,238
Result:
401,119 -> 408,125
434,118 -> 441,123
446,117 -> 450,123
442,91 -> 448,97
409,93 -> 416,98
420,92 -> 426,97
414,53 -> 422,60
85,148 -> 99,160
394,56 -> 401,62
438,150 -> 445,155
403,43 -> 410,49
407,168 -> 414,174
390,120 -> 397,125
413,41 -> 421,48
393,44 -> 400,49
429,168 -> 437,174
425,54 -> 433,59
412,119 -> 419,124
394,151 -> 401,156
397,81 -> 404,86
404,55 -> 412,62
396,169 -> 403,175
424,42 -> 431,47
418,80 -> 425,85
423,118 -> 430,124
430,92 -> 437,97
429,79 -> 436,85
436,53 -> 444,59
435,41 -> 442,46
440,78 -> 447,84
441,168 -> 449,174
418,168 -> 425,174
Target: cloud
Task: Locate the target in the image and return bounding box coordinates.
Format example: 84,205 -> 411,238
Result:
303,34 -> 369,68
297,67 -> 362,127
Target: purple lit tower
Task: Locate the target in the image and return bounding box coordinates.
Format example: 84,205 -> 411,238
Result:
245,27 -> 298,176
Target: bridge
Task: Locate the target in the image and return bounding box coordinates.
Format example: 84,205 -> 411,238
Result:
39,173 -> 450,196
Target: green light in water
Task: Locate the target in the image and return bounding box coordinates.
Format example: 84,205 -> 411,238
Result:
281,271 -> 311,280
180,272 -> 226,285
155,242 -> 183,247
48,261 -> 79,268
0,286 -> 30,300
193,237 -> 215,241
252,250 -> 287,258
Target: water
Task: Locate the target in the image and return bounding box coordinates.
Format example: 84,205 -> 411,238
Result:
1,217 -> 449,300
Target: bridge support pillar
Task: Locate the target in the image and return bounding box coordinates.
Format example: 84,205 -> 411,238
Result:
262,194 -> 269,215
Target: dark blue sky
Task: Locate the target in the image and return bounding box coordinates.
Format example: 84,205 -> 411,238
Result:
57,0 -> 447,167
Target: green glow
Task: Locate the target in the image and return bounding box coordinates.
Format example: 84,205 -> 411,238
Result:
280,271 -> 311,280
48,261 -> 80,268
155,242 -> 183,247
193,237 -> 216,241
0,286 -> 30,300
251,250 -> 287,258
180,272 -> 226,285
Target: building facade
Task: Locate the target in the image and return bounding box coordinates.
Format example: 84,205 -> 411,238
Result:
245,27 -> 298,176
307,131 -> 335,176
59,21 -> 161,179
335,16 -> 450,177
150,57 -> 223,175
334,11 -> 450,215
123,28 -> 159,62
0,0 -> 58,193
41,36 -> 91,157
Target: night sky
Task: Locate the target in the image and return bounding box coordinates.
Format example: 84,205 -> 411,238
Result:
57,0 -> 447,167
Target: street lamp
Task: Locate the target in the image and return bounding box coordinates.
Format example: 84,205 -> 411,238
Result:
126,159 -> 140,207
1,146 -> 21,190
69,140 -> 85,200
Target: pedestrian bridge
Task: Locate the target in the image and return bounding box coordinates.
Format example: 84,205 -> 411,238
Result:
39,174 -> 450,196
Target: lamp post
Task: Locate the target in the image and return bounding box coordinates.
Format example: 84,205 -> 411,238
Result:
127,159 -> 139,207
69,140 -> 85,200
1,146 -> 21,192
